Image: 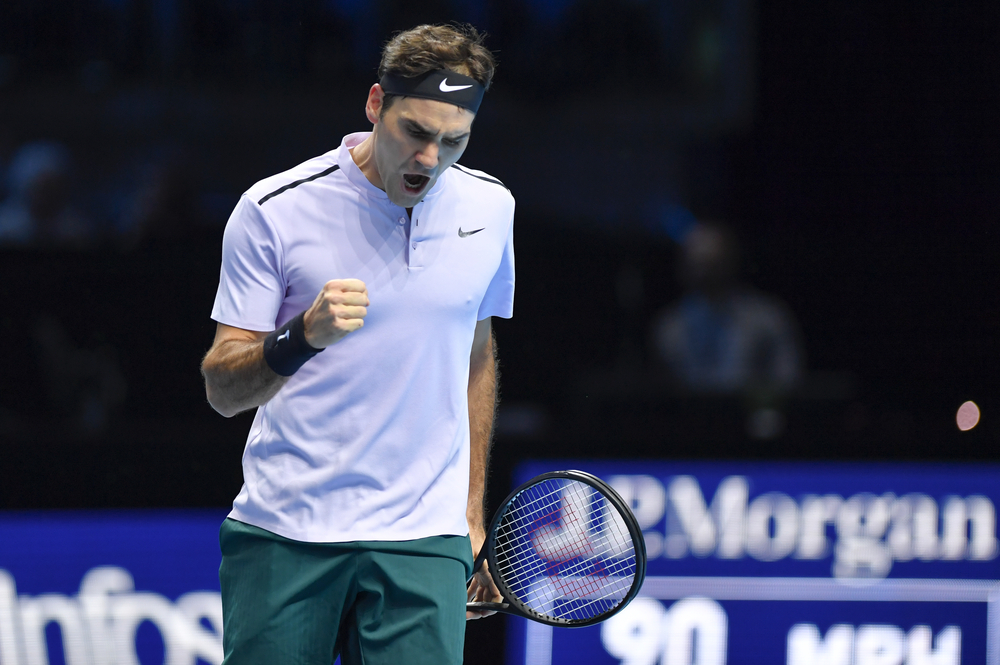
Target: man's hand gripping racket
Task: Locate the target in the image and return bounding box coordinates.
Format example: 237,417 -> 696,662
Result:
466,470 -> 646,627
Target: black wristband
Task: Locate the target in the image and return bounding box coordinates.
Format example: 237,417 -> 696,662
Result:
262,311 -> 323,377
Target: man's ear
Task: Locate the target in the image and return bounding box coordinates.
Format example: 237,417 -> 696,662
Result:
365,84 -> 384,125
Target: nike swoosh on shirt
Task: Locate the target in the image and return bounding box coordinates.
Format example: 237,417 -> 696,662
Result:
458,227 -> 485,238
439,80 -> 473,93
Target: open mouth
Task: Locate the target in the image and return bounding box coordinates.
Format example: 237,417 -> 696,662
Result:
403,173 -> 430,194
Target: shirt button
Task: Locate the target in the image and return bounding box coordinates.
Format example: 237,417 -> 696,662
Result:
412,242 -> 418,249
398,217 -> 406,225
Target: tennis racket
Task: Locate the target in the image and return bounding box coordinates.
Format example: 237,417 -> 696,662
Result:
467,470 -> 646,627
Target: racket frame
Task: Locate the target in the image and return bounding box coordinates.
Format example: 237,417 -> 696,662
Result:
471,469 -> 647,627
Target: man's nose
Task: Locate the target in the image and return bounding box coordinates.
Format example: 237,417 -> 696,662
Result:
415,142 -> 439,170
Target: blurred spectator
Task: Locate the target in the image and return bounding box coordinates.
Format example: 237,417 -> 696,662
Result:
34,314 -> 127,436
0,141 -> 95,248
651,222 -> 804,394
0,128 -> 15,202
114,149 -> 207,251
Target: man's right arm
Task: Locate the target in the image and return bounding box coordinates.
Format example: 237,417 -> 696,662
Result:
201,324 -> 284,418
201,278 -> 369,418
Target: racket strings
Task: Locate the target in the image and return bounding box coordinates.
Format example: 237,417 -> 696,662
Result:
497,505 -> 633,619
497,503 -> 635,586
491,478 -> 638,623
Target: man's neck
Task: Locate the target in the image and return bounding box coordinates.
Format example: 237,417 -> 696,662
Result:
349,133 -> 384,192
350,133 -> 412,217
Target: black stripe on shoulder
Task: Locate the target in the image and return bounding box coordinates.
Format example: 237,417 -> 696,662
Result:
258,164 -> 341,206
450,164 -> 508,191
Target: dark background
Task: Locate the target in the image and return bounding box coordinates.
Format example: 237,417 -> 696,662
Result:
0,1 -> 997,661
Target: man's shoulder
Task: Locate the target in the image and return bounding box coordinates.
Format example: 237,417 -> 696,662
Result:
446,163 -> 513,204
245,149 -> 343,208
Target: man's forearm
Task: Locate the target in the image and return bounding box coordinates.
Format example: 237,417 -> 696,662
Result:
201,339 -> 288,417
467,330 -> 498,536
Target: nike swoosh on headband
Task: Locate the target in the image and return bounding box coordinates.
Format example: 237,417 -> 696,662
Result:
439,80 -> 473,93
380,70 -> 485,113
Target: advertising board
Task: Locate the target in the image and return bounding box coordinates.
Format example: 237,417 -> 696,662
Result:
0,510 -> 227,665
505,461 -> 1000,665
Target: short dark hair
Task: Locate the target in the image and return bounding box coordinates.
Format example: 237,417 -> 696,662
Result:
378,23 -> 496,115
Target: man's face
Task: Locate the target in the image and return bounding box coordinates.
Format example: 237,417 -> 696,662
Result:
372,94 -> 475,207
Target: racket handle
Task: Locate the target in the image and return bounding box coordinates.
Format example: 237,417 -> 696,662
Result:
467,601 -> 509,612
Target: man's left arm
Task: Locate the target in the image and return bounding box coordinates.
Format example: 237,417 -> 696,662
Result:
466,316 -> 503,618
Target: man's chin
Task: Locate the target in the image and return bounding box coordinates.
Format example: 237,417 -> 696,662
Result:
387,191 -> 421,208
389,181 -> 433,207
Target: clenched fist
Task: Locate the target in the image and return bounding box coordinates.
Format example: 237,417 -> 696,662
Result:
303,279 -> 369,348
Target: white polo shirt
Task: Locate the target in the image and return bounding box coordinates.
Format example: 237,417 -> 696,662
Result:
211,132 -> 515,543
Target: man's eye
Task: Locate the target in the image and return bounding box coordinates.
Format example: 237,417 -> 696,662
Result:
444,139 -> 462,147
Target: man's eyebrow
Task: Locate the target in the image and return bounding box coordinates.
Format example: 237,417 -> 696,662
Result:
404,119 -> 434,135
403,118 -> 470,140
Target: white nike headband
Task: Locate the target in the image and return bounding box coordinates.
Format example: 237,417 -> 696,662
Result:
379,69 -> 485,114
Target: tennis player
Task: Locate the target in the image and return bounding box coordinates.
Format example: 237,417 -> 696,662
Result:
200,23 -> 512,664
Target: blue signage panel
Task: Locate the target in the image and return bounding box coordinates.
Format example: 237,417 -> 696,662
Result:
0,509 -> 228,665
505,461 -> 1000,665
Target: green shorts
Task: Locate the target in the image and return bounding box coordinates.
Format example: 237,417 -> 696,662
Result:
219,518 -> 473,665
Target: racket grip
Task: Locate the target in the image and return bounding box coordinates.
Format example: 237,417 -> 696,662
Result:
467,601 -> 509,611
